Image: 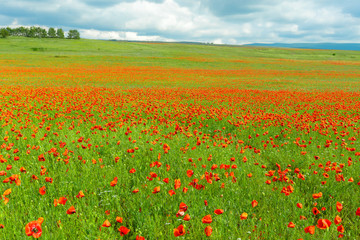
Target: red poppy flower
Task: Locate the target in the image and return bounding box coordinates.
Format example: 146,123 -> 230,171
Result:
118,226 -> 130,236
312,192 -> 322,199
66,206 -> 76,214
214,209 -> 224,215
356,207 -> 360,216
288,222 -> 295,228
133,189 -> 139,193
334,215 -> 342,225
76,190 -> 85,198
39,186 -> 46,195
312,207 -> 320,215
204,226 -> 213,236
25,218 -> 43,238
102,220 -> 111,227
176,210 -> 185,217
54,196 -> 67,207
251,200 -> 258,208
179,202 -> 188,212
174,224 -> 185,237
168,190 -> 176,196
240,212 -> 248,220
110,177 -> 118,187
316,219 -> 332,229
58,197 -> 67,205
202,215 -> 212,224
297,203 -> 303,208
337,225 -> 344,233
45,177 -> 53,183
336,202 -> 343,212
186,170 -> 194,178
136,236 -> 145,240
2,188 -> 11,197
183,214 -> 190,221
38,154 -> 45,162
152,186 -> 160,194
174,179 -> 181,190
304,225 -> 315,235
116,217 -> 123,223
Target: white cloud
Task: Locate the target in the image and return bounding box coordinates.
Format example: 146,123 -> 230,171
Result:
80,29 -> 174,41
0,0 -> 360,43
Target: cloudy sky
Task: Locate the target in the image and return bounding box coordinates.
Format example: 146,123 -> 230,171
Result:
0,0 -> 360,44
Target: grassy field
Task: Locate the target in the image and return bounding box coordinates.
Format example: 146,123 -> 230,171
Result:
0,37 -> 360,239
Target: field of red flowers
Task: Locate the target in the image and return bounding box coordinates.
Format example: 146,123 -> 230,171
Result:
1,38 -> 360,239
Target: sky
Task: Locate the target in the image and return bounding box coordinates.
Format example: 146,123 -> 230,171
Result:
0,0 -> 360,44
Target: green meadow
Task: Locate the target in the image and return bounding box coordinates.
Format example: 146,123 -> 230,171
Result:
0,37 -> 360,239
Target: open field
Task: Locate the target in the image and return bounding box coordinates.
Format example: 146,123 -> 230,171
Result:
1,37 -> 360,239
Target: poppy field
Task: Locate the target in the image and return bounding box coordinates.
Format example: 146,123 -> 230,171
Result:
1,37 -> 360,239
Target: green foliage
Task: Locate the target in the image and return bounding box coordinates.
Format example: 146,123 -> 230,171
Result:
0,26 -> 79,40
0,28 -> 10,38
67,29 -> 80,39
56,28 -> 65,39
48,27 -> 56,38
26,26 -> 47,38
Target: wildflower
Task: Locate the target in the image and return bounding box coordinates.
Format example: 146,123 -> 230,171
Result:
152,186 -> 160,194
202,215 -> 212,224
102,220 -> 111,228
174,224 -> 185,237
336,202 -> 343,212
334,215 -> 342,225
304,225 -> 315,235
204,226 -> 213,236
66,206 -> 76,215
316,219 -> 332,229
76,190 -> 85,198
312,192 -> 322,199
118,226 -> 130,236
25,218 -> 43,238
214,209 -> 224,215
240,212 -> 248,220
337,225 -> 344,233
39,186 -> 46,195
312,207 -> 320,215
183,214 -> 190,221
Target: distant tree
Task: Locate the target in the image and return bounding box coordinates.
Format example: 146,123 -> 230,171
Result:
15,26 -> 29,37
6,27 -> 12,35
27,26 -> 36,38
56,28 -> 65,38
48,27 -> 56,38
67,29 -> 80,39
0,28 -> 10,38
40,28 -> 47,38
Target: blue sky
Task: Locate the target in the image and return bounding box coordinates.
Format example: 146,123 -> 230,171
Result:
0,0 -> 359,44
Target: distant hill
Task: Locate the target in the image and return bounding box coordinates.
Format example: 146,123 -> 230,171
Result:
244,43 -> 360,51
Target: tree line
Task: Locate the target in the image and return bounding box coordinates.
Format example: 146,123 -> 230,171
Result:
0,26 -> 80,39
